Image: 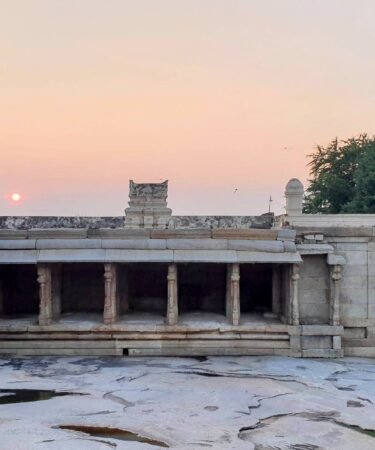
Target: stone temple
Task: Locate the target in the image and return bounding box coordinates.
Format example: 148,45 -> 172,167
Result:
0,179 -> 374,358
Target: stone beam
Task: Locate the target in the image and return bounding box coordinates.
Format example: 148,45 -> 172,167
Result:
166,264 -> 178,325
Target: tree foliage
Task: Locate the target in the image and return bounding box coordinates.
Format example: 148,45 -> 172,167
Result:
304,135 -> 375,214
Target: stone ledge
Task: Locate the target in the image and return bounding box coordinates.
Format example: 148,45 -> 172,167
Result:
301,325 -> 343,336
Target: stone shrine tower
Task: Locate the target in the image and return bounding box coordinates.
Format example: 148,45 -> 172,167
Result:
124,180 -> 172,229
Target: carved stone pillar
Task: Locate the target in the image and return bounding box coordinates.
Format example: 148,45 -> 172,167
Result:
227,263 -> 240,326
272,265 -> 281,316
330,265 -> 342,326
167,264 -> 178,325
0,280 -> 3,316
51,265 -> 62,320
104,263 -> 119,325
290,264 -> 300,325
37,264 -> 53,326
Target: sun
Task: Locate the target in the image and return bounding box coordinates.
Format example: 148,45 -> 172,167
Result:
11,193 -> 21,202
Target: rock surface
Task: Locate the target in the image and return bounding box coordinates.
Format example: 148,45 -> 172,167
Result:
0,356 -> 375,449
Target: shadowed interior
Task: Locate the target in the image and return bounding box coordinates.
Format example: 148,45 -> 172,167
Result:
178,263 -> 226,314
120,263 -> 168,315
61,263 -> 104,313
240,264 -> 273,313
0,264 -> 39,315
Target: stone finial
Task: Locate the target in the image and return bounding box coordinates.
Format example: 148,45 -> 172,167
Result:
285,178 -> 304,216
125,180 -> 172,229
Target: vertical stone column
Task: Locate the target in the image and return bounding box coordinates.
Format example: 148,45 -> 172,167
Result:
330,265 -> 342,326
0,278 -> 4,315
51,265 -> 62,320
289,264 -> 300,325
226,264 -> 232,322
167,264 -> 178,325
227,263 -> 240,326
272,265 -> 281,316
104,263 -> 119,325
37,264 -> 53,326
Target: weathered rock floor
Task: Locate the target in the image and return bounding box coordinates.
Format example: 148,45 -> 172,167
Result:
1,356 -> 375,449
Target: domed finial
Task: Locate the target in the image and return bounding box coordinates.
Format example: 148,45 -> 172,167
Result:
285,178 -> 304,216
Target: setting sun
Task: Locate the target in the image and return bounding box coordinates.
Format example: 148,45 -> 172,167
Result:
11,193 -> 21,202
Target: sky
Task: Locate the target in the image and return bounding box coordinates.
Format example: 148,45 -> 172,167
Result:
1,0 -> 375,216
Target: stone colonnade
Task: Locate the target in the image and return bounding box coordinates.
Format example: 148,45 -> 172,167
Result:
33,261 -> 343,327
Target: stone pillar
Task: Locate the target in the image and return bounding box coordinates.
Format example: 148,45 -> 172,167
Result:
330,265 -> 342,326
227,263 -> 240,326
226,264 -> 232,321
104,263 -> 119,325
167,264 -> 178,325
285,178 -> 304,217
51,265 -> 62,320
0,275 -> 4,315
272,265 -> 281,316
37,264 -> 53,326
289,264 -> 300,325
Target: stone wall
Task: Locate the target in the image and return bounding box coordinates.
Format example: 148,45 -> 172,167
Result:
0,214 -> 273,230
299,255 -> 329,325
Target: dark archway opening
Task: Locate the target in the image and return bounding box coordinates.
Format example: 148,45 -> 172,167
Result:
119,263 -> 168,318
61,264 -> 104,313
240,264 -> 272,314
178,263 -> 226,317
0,265 -> 39,316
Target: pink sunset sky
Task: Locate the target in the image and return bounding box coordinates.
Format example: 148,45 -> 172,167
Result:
1,0 -> 375,216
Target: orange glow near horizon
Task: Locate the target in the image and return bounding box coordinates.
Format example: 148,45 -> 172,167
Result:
1,1 -> 374,216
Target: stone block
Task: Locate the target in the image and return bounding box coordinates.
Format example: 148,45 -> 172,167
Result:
276,229 -> 296,241
344,347 -> 375,357
343,327 -> 366,339
289,335 -> 301,349
0,240 -> 36,250
283,241 -> 297,252
173,250 -> 237,263
236,251 -> 301,263
302,348 -> 343,358
105,249 -> 173,263
299,291 -> 328,306
167,239 -> 227,250
151,229 -> 211,239
102,239 -> 167,250
36,239 -> 102,249
212,229 -> 278,240
340,288 -> 368,304
297,244 -> 334,255
28,229 -> 88,239
227,240 -> 283,252
327,253 -> 346,266
332,336 -> 341,349
0,230 -> 28,239
0,250 -> 38,264
341,304 -> 368,320
301,336 -> 332,349
88,228 -> 151,238
301,325 -> 343,335
341,276 -> 367,289
38,249 -> 105,262
335,250 -> 368,265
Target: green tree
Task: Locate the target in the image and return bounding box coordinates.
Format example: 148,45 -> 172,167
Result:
303,135 -> 375,213
344,147 -> 375,213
